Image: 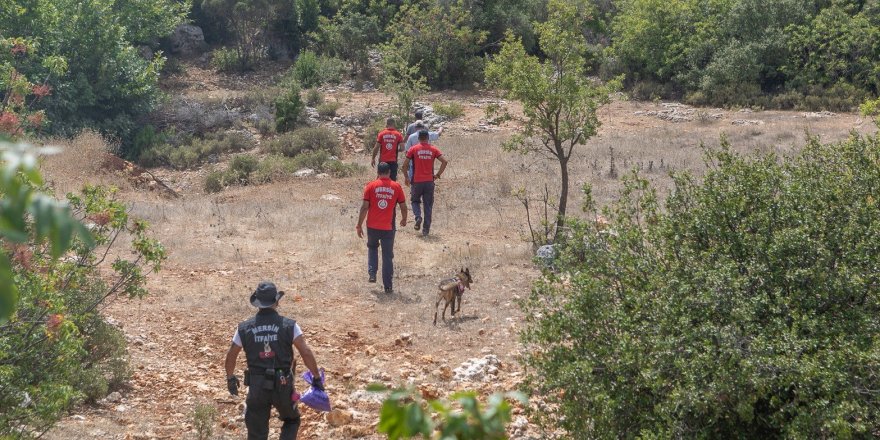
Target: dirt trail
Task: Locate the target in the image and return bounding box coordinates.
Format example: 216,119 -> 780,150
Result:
41,72 -> 875,438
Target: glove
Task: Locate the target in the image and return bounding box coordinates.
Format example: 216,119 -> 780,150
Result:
311,375 -> 325,391
227,376 -> 240,396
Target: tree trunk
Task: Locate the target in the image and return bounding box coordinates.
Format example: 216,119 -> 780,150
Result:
555,155 -> 569,242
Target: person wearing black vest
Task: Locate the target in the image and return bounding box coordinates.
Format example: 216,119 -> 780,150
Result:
224,282 -> 323,440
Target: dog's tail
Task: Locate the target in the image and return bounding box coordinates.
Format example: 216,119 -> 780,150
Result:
439,278 -> 458,291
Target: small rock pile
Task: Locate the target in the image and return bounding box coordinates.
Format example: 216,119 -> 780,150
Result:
633,102 -> 696,123
453,355 -> 502,382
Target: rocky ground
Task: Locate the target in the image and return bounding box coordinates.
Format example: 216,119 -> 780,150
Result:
40,62 -> 875,440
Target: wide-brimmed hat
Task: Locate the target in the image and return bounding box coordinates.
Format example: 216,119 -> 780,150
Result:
250,282 -> 285,308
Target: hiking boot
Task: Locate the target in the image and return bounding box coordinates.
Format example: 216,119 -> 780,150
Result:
414,217 -> 422,231
384,287 -> 393,294
368,274 -> 377,283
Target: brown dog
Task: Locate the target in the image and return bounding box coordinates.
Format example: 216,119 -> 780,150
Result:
433,268 -> 473,325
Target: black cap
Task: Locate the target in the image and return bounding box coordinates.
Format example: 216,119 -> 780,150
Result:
250,282 -> 285,308
418,129 -> 429,139
415,110 -> 424,118
377,162 -> 391,175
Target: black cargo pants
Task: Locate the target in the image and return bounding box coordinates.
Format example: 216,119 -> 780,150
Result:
245,374 -> 301,440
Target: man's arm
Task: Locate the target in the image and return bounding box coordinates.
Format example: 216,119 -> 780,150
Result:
401,157 -> 411,186
435,155 -> 448,180
399,200 -> 408,226
293,335 -> 320,379
371,142 -> 380,166
356,200 -> 369,238
225,343 -> 242,378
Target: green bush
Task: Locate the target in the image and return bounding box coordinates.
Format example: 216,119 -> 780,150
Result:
432,102 -> 465,119
292,50 -> 321,88
204,170 -> 225,193
211,47 -> 247,72
193,403 -> 218,440
228,154 -> 259,183
0,181 -> 165,437
2,0 -> 187,146
140,131 -> 254,169
322,157 -> 362,177
305,88 -> 324,107
275,81 -> 305,133
362,118 -> 386,152
522,134 -> 880,438
384,2 -> 487,88
316,101 -> 341,118
312,10 -> 381,78
377,387 -> 525,440
266,127 -> 339,157
316,55 -> 347,85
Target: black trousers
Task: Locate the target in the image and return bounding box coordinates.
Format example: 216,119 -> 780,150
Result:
245,375 -> 301,440
367,227 -> 395,289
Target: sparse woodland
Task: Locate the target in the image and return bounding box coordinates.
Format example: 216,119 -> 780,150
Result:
1,0 -> 880,438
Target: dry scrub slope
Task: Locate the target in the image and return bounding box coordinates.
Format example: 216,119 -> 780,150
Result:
42,90 -> 875,439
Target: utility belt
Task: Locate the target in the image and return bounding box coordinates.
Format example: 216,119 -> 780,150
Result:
244,367 -> 293,391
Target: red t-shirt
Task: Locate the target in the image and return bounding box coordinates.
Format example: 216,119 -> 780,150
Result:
406,142 -> 443,183
363,177 -> 405,230
376,129 -> 404,163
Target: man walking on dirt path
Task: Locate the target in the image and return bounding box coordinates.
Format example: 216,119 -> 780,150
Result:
404,109 -> 424,139
371,118 -> 405,181
225,282 -> 323,440
402,130 -> 448,237
357,162 -> 408,293
404,121 -> 443,182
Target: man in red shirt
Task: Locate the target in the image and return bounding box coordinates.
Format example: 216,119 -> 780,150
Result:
357,162 -> 408,293
371,118 -> 405,181
401,130 -> 449,237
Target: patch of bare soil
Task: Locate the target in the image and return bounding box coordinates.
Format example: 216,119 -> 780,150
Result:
41,64 -> 876,439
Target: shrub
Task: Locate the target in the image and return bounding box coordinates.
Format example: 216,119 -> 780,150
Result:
383,2 -> 487,88
1,0 -> 187,146
522,134 -> 880,438
204,170 -> 225,193
266,127 -> 338,157
275,81 -> 305,133
193,403 -> 217,440
377,386 -> 525,439
316,55 -> 347,85
123,124 -> 167,161
362,118 -> 386,152
211,47 -> 247,72
140,131 -> 253,169
0,180 -> 165,437
228,154 -> 259,183
316,101 -> 341,118
290,149 -> 332,170
292,50 -> 321,88
305,88 -> 324,107
432,102 -> 465,119
322,158 -> 362,177
312,10 -> 382,78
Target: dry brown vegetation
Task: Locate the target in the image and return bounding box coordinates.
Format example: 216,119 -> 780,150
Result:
39,87 -> 875,439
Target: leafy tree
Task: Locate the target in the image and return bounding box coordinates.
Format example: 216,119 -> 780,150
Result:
379,50 -> 428,124
384,1 -> 487,88
202,0 -> 277,70
0,140 -> 165,438
522,134 -> 880,437
312,9 -> 382,77
784,5 -> 880,94
376,386 -> 525,439
1,0 -> 186,145
298,0 -> 322,36
275,80 -> 305,132
485,0 -> 620,242
861,97 -> 880,127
